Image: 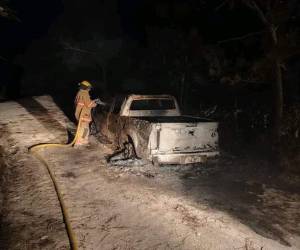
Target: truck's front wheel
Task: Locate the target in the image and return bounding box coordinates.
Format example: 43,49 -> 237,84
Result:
152,157 -> 161,167
123,141 -> 136,159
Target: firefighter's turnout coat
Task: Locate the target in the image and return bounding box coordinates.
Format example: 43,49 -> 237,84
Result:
74,89 -> 96,145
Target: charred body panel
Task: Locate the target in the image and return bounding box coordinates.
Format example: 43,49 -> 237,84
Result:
95,94 -> 219,164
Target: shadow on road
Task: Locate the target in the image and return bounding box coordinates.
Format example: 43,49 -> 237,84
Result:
179,158 -> 300,247
18,97 -> 68,135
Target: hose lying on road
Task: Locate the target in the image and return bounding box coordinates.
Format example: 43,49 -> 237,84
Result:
29,120 -> 81,151
28,121 -> 82,250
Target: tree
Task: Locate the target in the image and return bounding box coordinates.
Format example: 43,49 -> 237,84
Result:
0,0 -> 19,21
219,0 -> 300,163
60,35 -> 122,90
18,0 -> 122,99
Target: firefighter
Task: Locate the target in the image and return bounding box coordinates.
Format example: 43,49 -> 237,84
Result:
74,80 -> 97,146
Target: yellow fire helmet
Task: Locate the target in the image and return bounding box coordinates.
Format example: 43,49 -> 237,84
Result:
80,80 -> 92,88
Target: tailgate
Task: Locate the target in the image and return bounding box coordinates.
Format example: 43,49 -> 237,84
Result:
157,122 -> 218,153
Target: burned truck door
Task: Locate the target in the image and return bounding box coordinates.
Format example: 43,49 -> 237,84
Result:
107,96 -> 125,143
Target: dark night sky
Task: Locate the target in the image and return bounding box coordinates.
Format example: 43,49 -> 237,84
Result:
118,0 -> 262,43
0,0 -> 63,58
0,0 -> 263,59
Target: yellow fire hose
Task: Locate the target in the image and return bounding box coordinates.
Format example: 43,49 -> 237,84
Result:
28,120 -> 83,250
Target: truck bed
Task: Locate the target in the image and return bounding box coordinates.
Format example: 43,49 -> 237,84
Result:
132,116 -> 214,123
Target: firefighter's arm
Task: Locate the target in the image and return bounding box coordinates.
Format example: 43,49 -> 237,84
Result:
82,91 -> 97,108
89,100 -> 97,108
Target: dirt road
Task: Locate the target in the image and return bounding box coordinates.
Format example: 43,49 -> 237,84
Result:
0,96 -> 299,249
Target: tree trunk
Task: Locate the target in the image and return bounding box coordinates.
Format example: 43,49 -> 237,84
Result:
272,59 -> 283,141
246,1 -> 285,169
267,24 -> 282,140
270,58 -> 284,169
269,24 -> 284,169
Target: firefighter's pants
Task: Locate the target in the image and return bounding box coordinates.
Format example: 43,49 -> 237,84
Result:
75,121 -> 90,145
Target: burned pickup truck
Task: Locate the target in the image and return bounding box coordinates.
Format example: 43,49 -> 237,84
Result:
95,95 -> 219,164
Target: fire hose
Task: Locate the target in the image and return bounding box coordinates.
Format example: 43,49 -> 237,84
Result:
28,99 -> 107,250
28,120 -> 82,250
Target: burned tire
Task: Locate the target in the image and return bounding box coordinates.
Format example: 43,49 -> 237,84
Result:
123,141 -> 136,159
152,157 -> 161,167
107,137 -> 137,163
